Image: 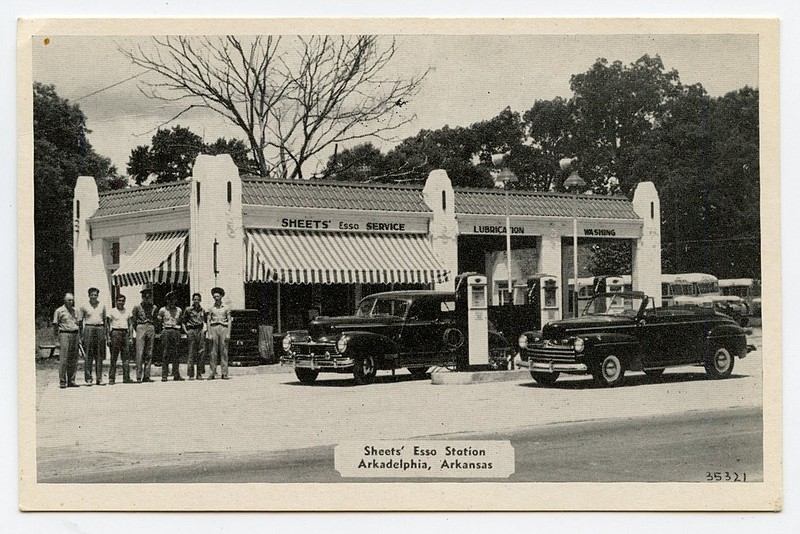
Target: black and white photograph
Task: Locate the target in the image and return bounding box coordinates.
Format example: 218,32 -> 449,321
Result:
16,16 -> 781,512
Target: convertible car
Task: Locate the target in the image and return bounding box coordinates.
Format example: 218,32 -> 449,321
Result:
517,291 -> 755,387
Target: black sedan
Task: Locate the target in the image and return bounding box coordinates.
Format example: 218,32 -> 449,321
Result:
518,292 -> 754,387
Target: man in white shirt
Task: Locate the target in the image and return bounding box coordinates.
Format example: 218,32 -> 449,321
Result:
158,291 -> 184,381
106,294 -> 133,384
79,287 -> 107,386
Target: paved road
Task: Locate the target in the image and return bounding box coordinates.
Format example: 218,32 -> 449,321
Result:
36,329 -> 763,483
40,406 -> 762,483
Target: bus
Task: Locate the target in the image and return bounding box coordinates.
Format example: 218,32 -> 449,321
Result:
662,273 -> 720,307
719,278 -> 762,317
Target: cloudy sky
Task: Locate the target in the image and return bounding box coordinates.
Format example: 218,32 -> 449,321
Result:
31,33 -> 758,178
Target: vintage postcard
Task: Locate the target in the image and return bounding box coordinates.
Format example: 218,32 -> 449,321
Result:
17,18 -> 781,511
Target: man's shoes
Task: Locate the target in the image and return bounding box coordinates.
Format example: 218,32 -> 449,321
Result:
174,376 -> 185,381
85,382 -> 93,387
59,384 -> 67,389
207,375 -> 216,380
196,375 -> 203,380
142,378 -> 153,383
123,379 -> 133,384
96,381 -> 106,386
221,376 -> 230,380
161,377 -> 168,382
67,383 -> 79,388
188,376 -> 195,381
108,380 -> 115,385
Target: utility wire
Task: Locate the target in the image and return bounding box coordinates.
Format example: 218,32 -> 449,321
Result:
74,72 -> 145,102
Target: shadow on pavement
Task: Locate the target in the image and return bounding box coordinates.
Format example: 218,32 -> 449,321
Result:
517,371 -> 750,390
282,372 -> 429,388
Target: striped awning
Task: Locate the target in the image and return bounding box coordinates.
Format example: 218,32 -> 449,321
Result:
112,231 -> 190,287
246,229 -> 449,285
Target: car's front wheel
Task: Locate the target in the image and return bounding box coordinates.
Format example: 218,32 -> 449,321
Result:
593,355 -> 626,387
705,347 -> 735,379
295,368 -> 319,385
530,371 -> 559,386
353,354 -> 377,385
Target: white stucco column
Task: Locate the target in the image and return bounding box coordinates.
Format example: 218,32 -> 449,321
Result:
631,181 -> 662,306
423,170 -> 459,291
539,226 -> 563,321
73,176 -> 111,311
189,155 -> 245,309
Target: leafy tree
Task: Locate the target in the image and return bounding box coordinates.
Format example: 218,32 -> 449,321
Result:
205,137 -> 260,176
121,36 -> 427,179
127,125 -> 204,184
127,127 -> 259,184
33,82 -> 123,315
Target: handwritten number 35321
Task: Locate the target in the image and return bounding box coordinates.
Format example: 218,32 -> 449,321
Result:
706,471 -> 747,482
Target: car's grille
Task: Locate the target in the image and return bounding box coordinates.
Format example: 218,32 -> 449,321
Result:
292,342 -> 337,356
528,344 -> 577,362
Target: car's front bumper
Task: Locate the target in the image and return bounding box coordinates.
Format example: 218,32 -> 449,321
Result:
528,361 -> 588,373
281,354 -> 355,371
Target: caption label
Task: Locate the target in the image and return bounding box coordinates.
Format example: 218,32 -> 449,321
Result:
334,440 -> 515,478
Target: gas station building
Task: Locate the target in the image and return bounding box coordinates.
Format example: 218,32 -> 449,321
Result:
73,154 -> 661,331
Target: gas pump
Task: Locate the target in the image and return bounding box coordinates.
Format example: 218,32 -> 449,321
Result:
453,273 -> 489,369
527,274 -> 560,325
466,275 -> 489,366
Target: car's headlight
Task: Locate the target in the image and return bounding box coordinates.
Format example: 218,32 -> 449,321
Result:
282,334 -> 293,352
336,336 -> 349,354
518,334 -> 528,350
573,337 -> 585,353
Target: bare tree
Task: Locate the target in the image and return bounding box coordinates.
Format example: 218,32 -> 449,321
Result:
121,35 -> 427,179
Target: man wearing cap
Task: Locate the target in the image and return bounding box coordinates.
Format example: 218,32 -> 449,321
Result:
182,293 -> 207,380
106,294 -> 133,384
78,287 -> 108,386
131,288 -> 157,382
158,291 -> 184,381
206,287 -> 232,380
52,293 -> 80,388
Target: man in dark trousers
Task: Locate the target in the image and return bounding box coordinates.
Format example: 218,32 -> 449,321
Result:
131,288 -> 157,383
206,287 -> 232,380
158,291 -> 184,381
182,292 -> 207,380
78,287 -> 107,385
106,294 -> 133,384
52,293 -> 80,388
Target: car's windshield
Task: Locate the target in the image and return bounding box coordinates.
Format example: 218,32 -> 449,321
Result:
582,293 -> 645,317
355,297 -> 411,318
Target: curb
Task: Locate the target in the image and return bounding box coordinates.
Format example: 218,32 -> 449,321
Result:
430,369 -> 531,385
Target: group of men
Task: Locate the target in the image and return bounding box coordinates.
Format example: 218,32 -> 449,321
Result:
51,286 -> 233,389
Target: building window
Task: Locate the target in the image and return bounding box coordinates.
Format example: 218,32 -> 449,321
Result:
227,181 -> 232,203
111,241 -> 120,265
441,190 -> 447,211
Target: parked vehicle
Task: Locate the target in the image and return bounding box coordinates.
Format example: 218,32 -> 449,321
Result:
674,294 -> 751,327
719,278 -> 762,317
281,290 -> 511,385
517,291 -> 754,387
661,273 -> 720,307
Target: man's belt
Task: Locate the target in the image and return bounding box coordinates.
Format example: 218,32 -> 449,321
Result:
210,323 -> 228,327
85,324 -> 104,327
163,326 -> 181,330
111,328 -> 128,332
59,330 -> 79,334
185,324 -> 203,330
